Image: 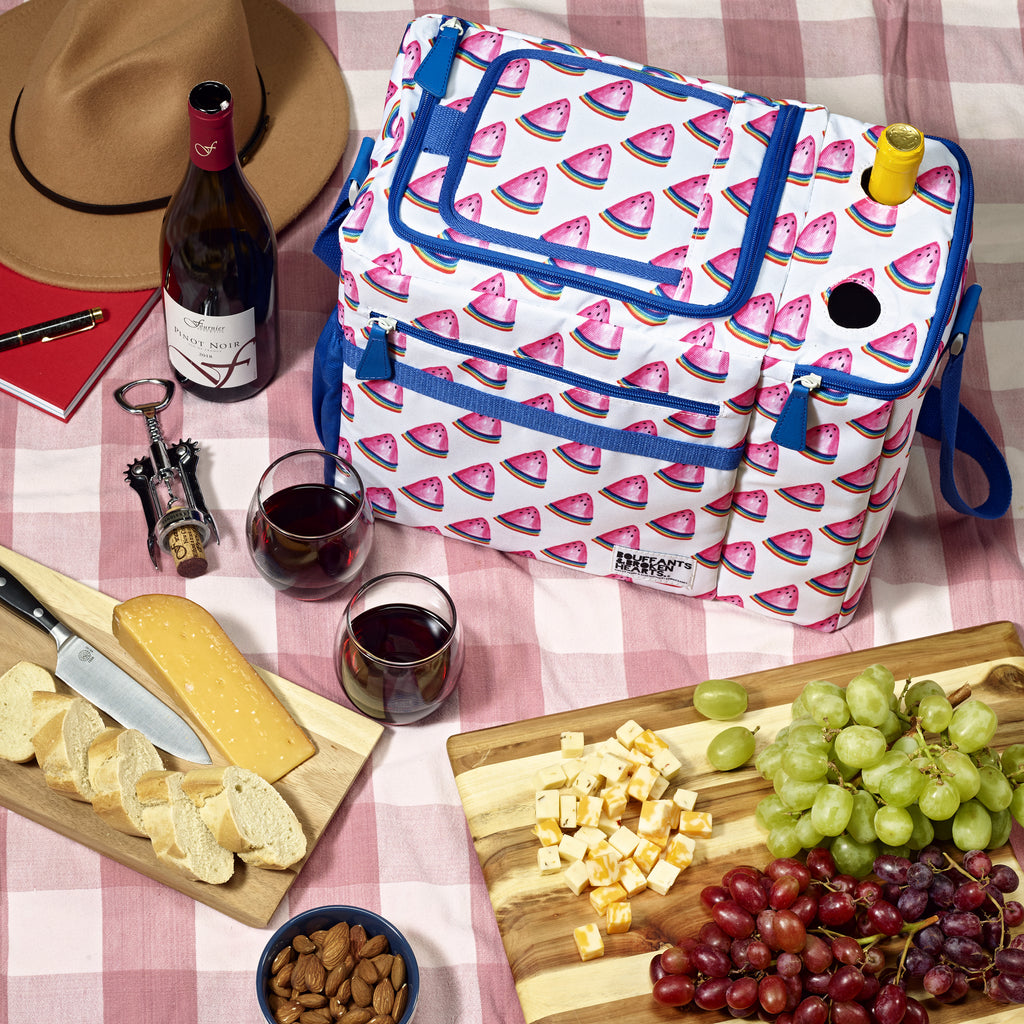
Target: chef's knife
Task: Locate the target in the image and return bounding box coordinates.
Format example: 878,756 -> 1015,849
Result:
0,563 -> 211,763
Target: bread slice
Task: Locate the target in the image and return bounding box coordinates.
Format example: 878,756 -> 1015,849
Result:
0,661 -> 58,762
88,728 -> 164,836
180,765 -> 307,870
135,769 -> 234,884
31,692 -> 105,800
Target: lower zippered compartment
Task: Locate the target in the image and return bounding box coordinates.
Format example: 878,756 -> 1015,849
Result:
327,311 -> 757,591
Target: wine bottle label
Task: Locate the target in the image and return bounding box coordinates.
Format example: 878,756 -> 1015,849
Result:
163,290 -> 258,390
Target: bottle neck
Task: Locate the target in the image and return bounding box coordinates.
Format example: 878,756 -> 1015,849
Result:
187,82 -> 237,173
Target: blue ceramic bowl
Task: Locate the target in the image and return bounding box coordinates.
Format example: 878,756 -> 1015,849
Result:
256,905 -> 419,1023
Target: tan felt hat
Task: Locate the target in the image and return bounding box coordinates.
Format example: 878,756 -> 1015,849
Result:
0,0 -> 349,291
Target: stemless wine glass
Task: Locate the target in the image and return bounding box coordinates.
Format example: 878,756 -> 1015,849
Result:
246,449 -> 373,600
335,573 -> 464,724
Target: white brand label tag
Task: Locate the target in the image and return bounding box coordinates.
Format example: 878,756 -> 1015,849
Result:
610,545 -> 697,588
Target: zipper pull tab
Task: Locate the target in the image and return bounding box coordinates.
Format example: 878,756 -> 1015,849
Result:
771,373 -> 821,451
414,17 -> 463,98
356,315 -> 397,380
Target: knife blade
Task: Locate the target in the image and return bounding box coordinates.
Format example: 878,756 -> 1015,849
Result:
0,563 -> 212,763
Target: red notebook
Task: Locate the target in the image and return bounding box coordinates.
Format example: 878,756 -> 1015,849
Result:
0,263 -> 159,421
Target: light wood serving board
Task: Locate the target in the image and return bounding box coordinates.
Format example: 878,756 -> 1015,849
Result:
448,621 -> 1024,1024
0,545 -> 383,928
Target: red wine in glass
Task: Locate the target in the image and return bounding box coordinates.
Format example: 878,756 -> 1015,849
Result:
336,575 -> 463,724
248,478 -> 372,599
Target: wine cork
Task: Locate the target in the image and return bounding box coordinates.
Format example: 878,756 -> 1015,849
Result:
167,524 -> 208,578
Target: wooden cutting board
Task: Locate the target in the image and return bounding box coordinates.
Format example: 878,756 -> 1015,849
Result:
448,621 -> 1024,1024
0,545 -> 383,928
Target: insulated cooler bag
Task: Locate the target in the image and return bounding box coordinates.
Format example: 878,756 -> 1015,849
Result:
312,14 -> 1010,631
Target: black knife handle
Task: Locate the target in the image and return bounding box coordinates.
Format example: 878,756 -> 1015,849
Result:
0,566 -> 63,637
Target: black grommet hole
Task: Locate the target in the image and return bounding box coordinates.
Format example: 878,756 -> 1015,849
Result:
827,281 -> 882,329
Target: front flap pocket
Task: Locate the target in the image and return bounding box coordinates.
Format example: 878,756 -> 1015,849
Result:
389,44 -> 805,319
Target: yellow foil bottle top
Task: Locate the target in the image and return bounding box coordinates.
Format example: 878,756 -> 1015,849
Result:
868,122 -> 925,205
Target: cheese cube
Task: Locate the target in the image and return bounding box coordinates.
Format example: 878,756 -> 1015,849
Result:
564,859 -> 590,895
649,774 -> 670,800
589,883 -> 627,915
534,818 -> 563,847
561,757 -> 585,785
633,728 -> 669,757
606,901 -> 632,934
572,771 -> 601,798
559,794 -> 578,829
615,719 -> 645,748
672,787 -> 699,812
561,731 -> 585,758
678,810 -> 713,838
598,738 -> 631,760
607,825 -> 640,858
665,832 -> 696,870
626,764 -> 660,802
651,747 -> 682,778
535,790 -> 560,820
598,754 -> 629,784
623,747 -> 652,772
535,763 -> 566,790
639,800 -> 676,843
574,825 -> 607,850
617,858 -> 648,897
647,859 -> 682,896
573,922 -> 604,961
586,856 -> 620,887
602,782 -> 629,819
582,753 -> 606,779
633,837 -> 662,875
577,795 -> 603,829
558,833 -> 588,862
537,846 -> 562,875
597,813 -> 622,836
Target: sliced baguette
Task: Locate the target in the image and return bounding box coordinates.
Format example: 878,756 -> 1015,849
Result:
88,728 -> 164,836
31,692 -> 105,800
0,661 -> 58,762
180,765 -> 307,870
135,769 -> 234,884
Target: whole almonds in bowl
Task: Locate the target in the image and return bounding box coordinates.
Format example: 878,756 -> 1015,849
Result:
256,905 -> 419,1024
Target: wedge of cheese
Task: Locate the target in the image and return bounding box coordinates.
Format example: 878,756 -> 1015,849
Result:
112,595 -> 315,782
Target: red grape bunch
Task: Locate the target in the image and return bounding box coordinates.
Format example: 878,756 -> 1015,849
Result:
650,845 -> 1024,1022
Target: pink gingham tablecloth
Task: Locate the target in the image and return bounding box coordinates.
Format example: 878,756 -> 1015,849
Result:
1,2 -> 1022,1023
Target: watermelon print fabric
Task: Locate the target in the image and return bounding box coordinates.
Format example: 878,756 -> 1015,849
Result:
315,14 -> 974,631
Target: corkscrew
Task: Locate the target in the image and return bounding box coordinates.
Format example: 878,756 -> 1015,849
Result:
115,378 -> 219,577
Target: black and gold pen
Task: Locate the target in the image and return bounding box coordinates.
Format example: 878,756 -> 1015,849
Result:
0,307 -> 105,352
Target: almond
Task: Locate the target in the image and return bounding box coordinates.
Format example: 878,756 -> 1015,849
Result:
298,1010 -> 332,1024
298,993 -> 327,1009
349,925 -> 367,958
392,984 -> 408,1023
357,934 -> 388,960
339,1011 -> 373,1024
371,953 -> 394,979
389,955 -> 406,990
372,978 -> 394,1017
356,958 -> 378,985
293,934 -> 317,954
272,946 -> 295,975
323,965 -> 344,998
335,978 -> 352,1006
304,955 -> 327,994
275,1000 -> 303,1024
368,1016 -> 396,1024
320,933 -> 346,971
350,974 -> 373,1008
325,921 -> 351,957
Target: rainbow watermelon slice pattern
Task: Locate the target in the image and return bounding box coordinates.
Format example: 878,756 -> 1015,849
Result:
914,166 -> 956,213
468,122 -> 506,166
594,526 -> 641,552
807,563 -> 854,597
600,192 -> 655,239
557,145 -> 612,189
554,442 -> 602,474
570,319 -> 623,359
400,476 -> 445,511
722,541 -> 756,579
402,422 -> 449,458
885,242 -> 941,293
580,79 -> 633,119
494,506 -> 542,536
732,489 -> 769,522
863,325 -> 917,371
501,450 -> 548,487
356,433 -> 399,471
446,517 -> 491,543
621,124 -> 675,166
454,412 -> 502,444
599,475 -> 648,510
764,528 -> 813,566
542,540 -> 588,567
751,585 -> 799,617
493,167 -> 548,214
769,294 -> 811,351
517,98 -> 571,141
449,463 -> 496,501
647,509 -> 695,540
495,57 -> 530,98
546,492 -> 595,525
664,174 -> 708,216
366,487 -> 396,519
776,483 -> 826,511
456,30 -> 502,69
815,139 -> 855,182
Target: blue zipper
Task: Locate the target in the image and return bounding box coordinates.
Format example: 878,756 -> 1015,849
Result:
387,32 -> 805,320
772,140 -> 975,450
360,312 -> 719,416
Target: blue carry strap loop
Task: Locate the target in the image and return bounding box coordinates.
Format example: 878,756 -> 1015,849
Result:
916,284 -> 1012,519
312,136 -> 376,274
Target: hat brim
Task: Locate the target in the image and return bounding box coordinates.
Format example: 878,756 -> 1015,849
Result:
0,0 -> 349,291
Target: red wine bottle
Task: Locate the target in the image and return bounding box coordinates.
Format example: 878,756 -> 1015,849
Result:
159,81 -> 279,402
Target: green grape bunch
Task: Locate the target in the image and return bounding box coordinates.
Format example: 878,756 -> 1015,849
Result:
750,664 -> 1024,877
